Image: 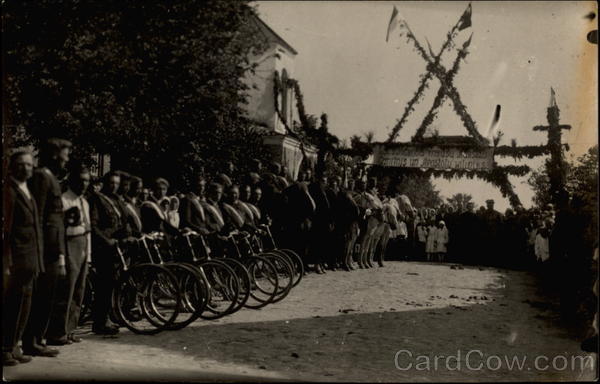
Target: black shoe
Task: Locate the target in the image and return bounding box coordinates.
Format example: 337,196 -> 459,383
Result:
46,337 -> 72,346
378,262 -> 385,267
22,345 -> 59,357
69,335 -> 83,343
92,325 -> 120,335
2,352 -> 19,366
12,349 -> 32,364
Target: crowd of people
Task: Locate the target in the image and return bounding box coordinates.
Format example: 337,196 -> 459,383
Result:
2,136 -> 590,367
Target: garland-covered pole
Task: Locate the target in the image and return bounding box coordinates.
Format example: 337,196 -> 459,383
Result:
533,88 -> 571,207
386,6 -> 466,143
413,34 -> 473,142
401,23 -> 487,145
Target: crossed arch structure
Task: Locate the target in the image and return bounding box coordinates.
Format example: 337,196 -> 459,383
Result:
378,4 -> 560,208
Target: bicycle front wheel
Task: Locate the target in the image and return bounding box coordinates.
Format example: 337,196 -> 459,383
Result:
115,264 -> 181,335
197,260 -> 240,320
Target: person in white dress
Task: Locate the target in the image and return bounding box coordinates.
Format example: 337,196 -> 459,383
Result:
435,220 -> 449,262
425,219 -> 437,262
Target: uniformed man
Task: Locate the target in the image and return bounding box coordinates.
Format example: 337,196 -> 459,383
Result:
87,171 -> 127,335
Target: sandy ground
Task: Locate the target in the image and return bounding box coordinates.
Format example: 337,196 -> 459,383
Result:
4,261 -> 597,382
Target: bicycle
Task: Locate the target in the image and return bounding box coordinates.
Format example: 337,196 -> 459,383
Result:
111,239 -> 183,335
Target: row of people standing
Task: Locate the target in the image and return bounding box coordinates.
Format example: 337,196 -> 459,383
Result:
4,139 -> 76,366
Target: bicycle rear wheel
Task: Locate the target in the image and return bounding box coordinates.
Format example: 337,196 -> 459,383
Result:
244,255 -> 279,308
219,258 -> 251,313
272,248 -> 304,287
79,270 -> 95,326
158,262 -> 209,330
260,252 -> 294,303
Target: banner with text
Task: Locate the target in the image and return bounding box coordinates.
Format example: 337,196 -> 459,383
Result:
372,144 -> 494,170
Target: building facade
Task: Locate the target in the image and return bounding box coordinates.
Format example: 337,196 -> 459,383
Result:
243,16 -> 317,181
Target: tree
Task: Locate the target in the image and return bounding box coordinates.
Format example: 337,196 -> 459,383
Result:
363,130 -> 375,144
391,173 -> 443,208
4,1 -> 272,190
565,145 -> 598,208
446,193 -> 473,208
527,167 -> 552,208
528,146 -> 597,209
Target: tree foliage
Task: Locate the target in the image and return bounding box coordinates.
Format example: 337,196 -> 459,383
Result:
4,0 -> 272,190
528,145 -> 598,210
447,193 -> 473,207
393,174 -> 443,208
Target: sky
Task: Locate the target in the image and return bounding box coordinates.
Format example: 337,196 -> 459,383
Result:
255,1 -> 598,211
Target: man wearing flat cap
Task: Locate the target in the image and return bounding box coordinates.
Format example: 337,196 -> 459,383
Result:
150,178 -> 169,203
87,171 -> 128,335
482,199 -> 502,263
23,138 -> 71,357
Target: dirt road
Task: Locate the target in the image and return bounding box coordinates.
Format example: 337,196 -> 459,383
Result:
4,261 -> 597,382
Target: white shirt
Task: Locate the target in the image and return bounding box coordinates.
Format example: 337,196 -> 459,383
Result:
13,178 -> 32,201
416,225 -> 428,243
535,232 -> 550,262
397,221 -> 408,238
62,189 -> 92,262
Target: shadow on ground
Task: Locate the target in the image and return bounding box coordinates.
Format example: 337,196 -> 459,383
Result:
93,275 -> 590,382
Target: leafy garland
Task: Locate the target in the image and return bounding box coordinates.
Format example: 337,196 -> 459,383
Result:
387,23 -> 461,142
272,69 -> 313,163
494,145 -> 550,159
369,163 -> 527,207
272,70 -> 295,136
422,50 -> 487,145
545,105 -> 571,206
413,35 -> 472,142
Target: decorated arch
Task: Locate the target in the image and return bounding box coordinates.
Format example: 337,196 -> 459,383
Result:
371,3 -> 568,208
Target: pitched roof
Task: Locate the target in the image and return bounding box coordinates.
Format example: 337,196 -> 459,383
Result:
251,15 -> 298,55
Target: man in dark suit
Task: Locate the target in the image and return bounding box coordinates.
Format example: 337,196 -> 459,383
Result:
3,151 -> 44,366
87,171 -> 126,335
23,138 -> 71,357
329,177 -> 361,271
281,178 -> 316,269
308,174 -> 334,273
179,175 -> 210,235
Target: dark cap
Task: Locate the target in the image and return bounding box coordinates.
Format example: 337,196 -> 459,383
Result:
44,137 -> 72,152
154,177 -> 170,188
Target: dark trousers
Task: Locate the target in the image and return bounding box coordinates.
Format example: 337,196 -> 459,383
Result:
47,236 -> 89,340
282,219 -> 312,266
22,262 -> 60,349
91,262 -> 117,329
309,225 -> 331,266
3,269 -> 35,353
416,242 -> 426,260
